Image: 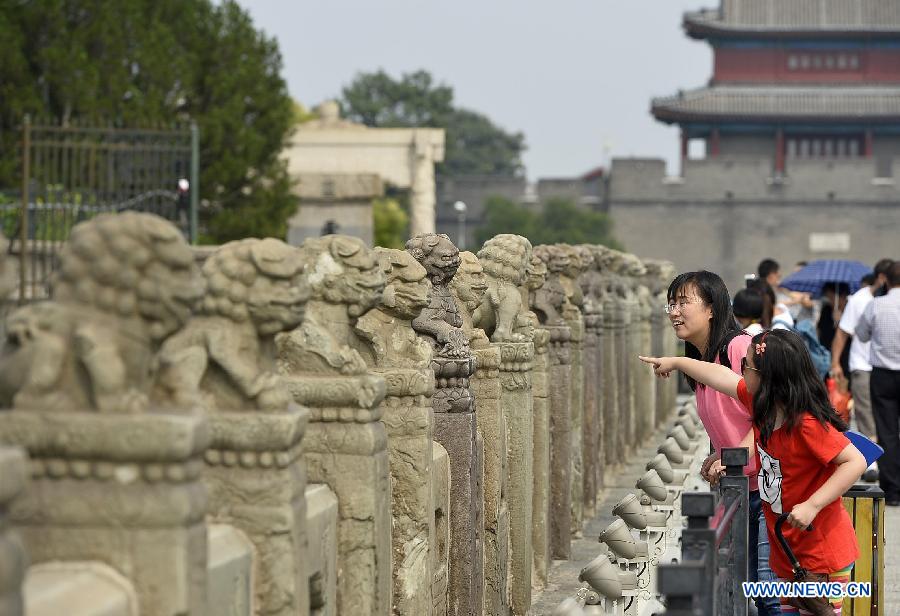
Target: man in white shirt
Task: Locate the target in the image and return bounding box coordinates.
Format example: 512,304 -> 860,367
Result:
831,259 -> 894,440
856,262 -> 900,506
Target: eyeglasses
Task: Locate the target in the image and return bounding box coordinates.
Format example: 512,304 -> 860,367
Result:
740,357 -> 759,375
664,298 -> 703,314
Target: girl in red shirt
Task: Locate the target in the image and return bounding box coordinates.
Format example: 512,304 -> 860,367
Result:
641,329 -> 866,614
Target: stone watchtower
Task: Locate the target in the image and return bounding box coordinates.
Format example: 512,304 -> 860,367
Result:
610,0 -> 900,289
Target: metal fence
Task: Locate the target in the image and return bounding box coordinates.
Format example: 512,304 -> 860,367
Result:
4,116 -> 198,303
658,447 -> 750,616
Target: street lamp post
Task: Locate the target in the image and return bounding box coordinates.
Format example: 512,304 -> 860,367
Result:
453,200 -> 467,250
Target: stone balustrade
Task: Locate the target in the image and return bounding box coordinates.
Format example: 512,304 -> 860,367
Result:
0,216 -> 678,616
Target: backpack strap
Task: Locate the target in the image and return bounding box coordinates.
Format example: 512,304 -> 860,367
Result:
717,329 -> 750,372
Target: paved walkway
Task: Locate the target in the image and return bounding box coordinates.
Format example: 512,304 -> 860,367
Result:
530,403 -> 900,616
531,413 -> 699,615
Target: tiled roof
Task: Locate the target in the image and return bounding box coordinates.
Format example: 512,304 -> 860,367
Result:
685,0 -> 900,35
652,86 -> 900,122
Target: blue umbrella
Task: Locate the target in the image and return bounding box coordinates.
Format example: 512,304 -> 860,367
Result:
780,259 -> 871,298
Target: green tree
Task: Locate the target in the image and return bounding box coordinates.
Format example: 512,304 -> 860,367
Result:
474,196 -> 535,246
533,198 -> 621,248
340,69 -> 525,176
475,196 -> 621,249
373,197 -> 409,249
0,0 -> 296,243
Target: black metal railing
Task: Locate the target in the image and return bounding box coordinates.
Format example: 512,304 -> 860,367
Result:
5,116 -> 198,303
658,447 -> 750,616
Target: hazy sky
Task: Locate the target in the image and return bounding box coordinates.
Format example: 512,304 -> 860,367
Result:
239,1 -> 711,179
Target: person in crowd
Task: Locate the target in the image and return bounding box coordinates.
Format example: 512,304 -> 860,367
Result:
749,278 -> 794,330
640,329 -> 865,614
733,287 -> 765,336
856,260 -> 900,506
817,282 -> 850,373
665,270 -> 781,615
831,259 -> 894,442
758,258 -> 814,323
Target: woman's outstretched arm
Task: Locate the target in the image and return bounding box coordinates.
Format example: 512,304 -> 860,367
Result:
638,355 -> 741,400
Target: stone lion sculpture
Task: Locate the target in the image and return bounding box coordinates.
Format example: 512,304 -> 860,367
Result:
525,254 -> 564,326
278,234 -> 385,376
533,244 -> 572,324
155,238 -> 309,411
354,247 -> 433,369
0,212 -> 203,412
473,234 -> 532,342
448,251 -> 490,349
406,233 -> 469,358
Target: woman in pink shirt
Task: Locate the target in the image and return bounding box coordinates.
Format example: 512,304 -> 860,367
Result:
666,270 -> 781,616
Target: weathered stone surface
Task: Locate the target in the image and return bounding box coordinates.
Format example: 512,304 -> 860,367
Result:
599,260 -> 622,479
582,245 -> 610,508
0,213 -> 203,413
355,247 -> 436,616
407,233 -> 482,616
0,447 -> 27,616
645,259 -> 679,424
529,329 -> 551,589
158,237 -> 312,616
431,442 -> 450,616
1,411 -> 210,616
473,234 -> 538,615
305,483 -> 338,616
156,238 -> 308,412
24,561 -> 138,616
0,214 -> 209,616
474,234 -> 533,343
546,323 -> 572,558
278,234 -> 392,616
499,341 -> 534,616
627,255 -> 655,443
207,524 -> 253,616
433,412 -> 483,616
541,244 -> 586,538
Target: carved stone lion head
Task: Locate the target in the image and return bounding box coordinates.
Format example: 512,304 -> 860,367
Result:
51,212 -> 203,341
476,234 -> 532,286
202,238 -> 309,336
405,233 -> 461,286
300,235 -> 384,317
525,255 -> 548,292
373,247 -> 431,321
450,251 -> 488,313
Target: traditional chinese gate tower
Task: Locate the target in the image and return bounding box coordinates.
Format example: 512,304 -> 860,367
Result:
653,0 -> 900,178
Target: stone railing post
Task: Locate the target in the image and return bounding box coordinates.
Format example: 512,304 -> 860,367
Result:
499,340 -> 534,616
156,237 -> 313,616
582,309 -> 603,516
471,345 -> 508,615
530,328 -> 552,588
1,413 -> 210,616
601,287 -> 621,478
566,308 -> 585,536
626,256 -> 654,445
278,235 -> 392,616
547,323 -> 573,557
0,212 -> 209,616
0,447 -> 27,616
623,296 -> 640,452
407,234 -> 483,616
574,245 -> 600,520
355,247 -> 438,616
